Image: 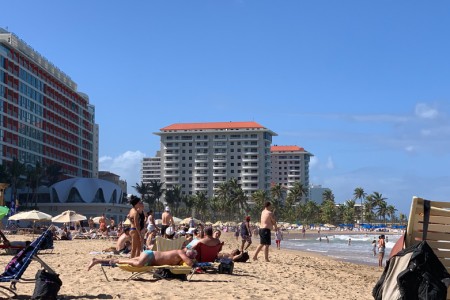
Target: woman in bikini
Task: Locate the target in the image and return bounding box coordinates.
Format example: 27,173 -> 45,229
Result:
128,196 -> 144,258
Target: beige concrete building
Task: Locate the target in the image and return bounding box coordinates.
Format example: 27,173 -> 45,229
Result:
141,151 -> 161,185
270,145 -> 313,190
154,121 -> 277,198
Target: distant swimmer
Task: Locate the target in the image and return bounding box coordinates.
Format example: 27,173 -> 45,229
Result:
348,238 -> 351,246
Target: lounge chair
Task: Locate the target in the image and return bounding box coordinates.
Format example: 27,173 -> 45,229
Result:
403,196 -> 450,299
0,230 -> 30,255
155,236 -> 186,252
0,228 -> 57,298
100,262 -> 194,282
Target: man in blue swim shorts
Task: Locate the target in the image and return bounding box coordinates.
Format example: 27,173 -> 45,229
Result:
88,249 -> 197,270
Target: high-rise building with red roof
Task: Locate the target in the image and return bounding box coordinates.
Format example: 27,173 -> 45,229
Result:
0,28 -> 97,179
154,121 -> 277,198
270,145 -> 313,199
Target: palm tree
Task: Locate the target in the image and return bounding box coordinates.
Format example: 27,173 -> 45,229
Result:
353,187 -> 366,223
26,162 -> 45,208
132,181 -> 150,208
165,185 -> 184,216
289,181 -> 308,204
44,164 -> 64,186
370,192 -> 387,223
322,189 -> 335,203
270,184 -> 285,206
148,180 -> 165,214
7,158 -> 26,206
386,205 -> 397,224
250,190 -> 270,220
192,191 -> 208,220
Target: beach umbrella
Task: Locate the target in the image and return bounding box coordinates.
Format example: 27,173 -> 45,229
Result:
155,219 -> 162,225
181,217 -> 202,225
51,210 -> 87,223
9,210 -> 52,222
0,206 -> 9,220
92,216 -> 110,224
213,221 -> 223,227
205,221 -> 213,226
9,210 -> 52,237
123,218 -> 131,226
172,216 -> 182,225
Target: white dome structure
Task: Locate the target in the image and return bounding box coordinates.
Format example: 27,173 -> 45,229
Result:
50,178 -> 123,204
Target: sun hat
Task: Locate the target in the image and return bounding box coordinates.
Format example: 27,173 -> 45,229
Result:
165,206 -> 170,212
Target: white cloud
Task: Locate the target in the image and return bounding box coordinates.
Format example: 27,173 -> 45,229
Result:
99,150 -> 146,193
415,103 -> 438,119
404,146 -> 415,153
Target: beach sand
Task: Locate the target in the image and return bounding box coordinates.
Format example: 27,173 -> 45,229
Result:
0,232 -> 383,300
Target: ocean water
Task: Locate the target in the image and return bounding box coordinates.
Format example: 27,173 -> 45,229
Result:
282,233 -> 401,266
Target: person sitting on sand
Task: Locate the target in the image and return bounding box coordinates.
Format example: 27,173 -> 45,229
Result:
87,248 -> 197,270
116,227 -> 131,253
196,226 -> 220,247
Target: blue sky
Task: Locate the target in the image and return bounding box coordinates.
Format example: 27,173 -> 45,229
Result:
3,1 -> 450,215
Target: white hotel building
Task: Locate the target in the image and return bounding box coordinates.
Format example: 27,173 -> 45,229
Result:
153,121 -> 277,198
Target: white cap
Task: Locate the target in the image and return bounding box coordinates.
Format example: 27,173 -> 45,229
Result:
187,227 -> 196,235
165,206 -> 170,212
165,227 -> 174,236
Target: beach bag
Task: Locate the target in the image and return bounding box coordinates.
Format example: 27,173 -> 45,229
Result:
372,240 -> 450,300
218,258 -> 234,274
31,269 -> 62,300
153,268 -> 188,281
234,251 -> 250,263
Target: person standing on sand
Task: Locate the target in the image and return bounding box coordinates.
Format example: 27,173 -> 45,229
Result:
378,235 -> 386,267
372,239 -> 377,256
128,196 -> 144,258
240,216 -> 252,253
275,228 -> 283,250
253,202 -> 277,262
161,206 -> 175,236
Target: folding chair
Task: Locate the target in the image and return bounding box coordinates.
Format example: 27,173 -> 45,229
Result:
404,196 -> 450,299
0,227 -> 57,298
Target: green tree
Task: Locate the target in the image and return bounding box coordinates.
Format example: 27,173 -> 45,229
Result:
26,162 -> 45,208
44,164 -> 64,186
148,180 -> 165,214
7,158 -> 26,206
353,187 -> 366,223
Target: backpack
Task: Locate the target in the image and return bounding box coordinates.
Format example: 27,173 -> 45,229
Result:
234,251 -> 250,263
372,240 -> 450,300
31,269 -> 62,300
153,268 -> 187,281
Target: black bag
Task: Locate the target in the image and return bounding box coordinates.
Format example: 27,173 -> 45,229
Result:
153,268 -> 187,281
31,269 -> 62,300
373,241 -> 450,300
218,258 -> 234,274
234,251 -> 250,263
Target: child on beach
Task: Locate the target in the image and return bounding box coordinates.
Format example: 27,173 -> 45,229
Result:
372,239 -> 377,256
275,228 -> 283,250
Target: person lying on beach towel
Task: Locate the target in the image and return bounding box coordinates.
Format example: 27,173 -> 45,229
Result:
87,248 -> 197,270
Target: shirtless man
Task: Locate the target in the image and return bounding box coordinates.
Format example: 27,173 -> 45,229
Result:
87,249 -> 197,270
116,227 -> 131,253
252,201 -> 277,262
161,206 -> 174,236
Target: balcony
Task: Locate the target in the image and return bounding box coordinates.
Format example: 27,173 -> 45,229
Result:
241,178 -> 259,183
213,156 -> 227,162
213,165 -> 227,169
195,157 -> 208,162
242,165 -> 258,169
195,165 -> 209,170
242,157 -> 258,162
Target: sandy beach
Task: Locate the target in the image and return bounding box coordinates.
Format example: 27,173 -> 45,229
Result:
0,232 -> 383,300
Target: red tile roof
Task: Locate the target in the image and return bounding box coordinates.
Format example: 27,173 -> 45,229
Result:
161,121 -> 265,131
271,145 -> 305,152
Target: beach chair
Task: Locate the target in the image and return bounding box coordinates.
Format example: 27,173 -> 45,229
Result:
0,230 -> 30,255
193,242 -> 224,263
155,236 -> 186,252
404,196 -> 450,299
0,228 -> 57,298
100,262 -> 194,282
